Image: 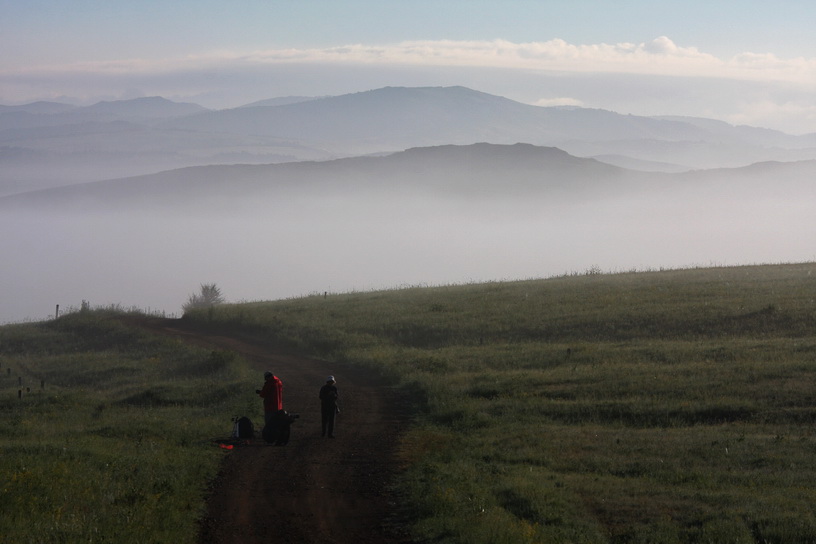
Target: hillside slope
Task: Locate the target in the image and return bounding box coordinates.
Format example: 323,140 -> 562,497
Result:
3,142 -> 814,212
0,143 -> 642,210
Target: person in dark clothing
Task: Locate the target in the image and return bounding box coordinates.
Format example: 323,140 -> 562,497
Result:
256,371 -> 283,428
319,375 -> 339,438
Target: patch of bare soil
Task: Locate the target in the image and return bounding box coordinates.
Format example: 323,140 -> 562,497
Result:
126,317 -> 413,544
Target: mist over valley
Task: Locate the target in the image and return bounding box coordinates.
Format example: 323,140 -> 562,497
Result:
2,104 -> 814,324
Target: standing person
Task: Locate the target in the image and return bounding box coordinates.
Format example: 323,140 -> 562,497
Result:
319,375 -> 339,438
256,371 -> 283,428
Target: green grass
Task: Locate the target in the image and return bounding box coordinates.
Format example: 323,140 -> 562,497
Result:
185,263 -> 816,543
4,263 -> 816,543
0,308 -> 258,544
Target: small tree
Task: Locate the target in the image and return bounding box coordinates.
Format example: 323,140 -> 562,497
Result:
183,283 -> 225,313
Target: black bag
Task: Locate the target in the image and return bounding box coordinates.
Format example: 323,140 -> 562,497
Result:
262,421 -> 279,444
233,416 -> 254,439
262,410 -> 298,445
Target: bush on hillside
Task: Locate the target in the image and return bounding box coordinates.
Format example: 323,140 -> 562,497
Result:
182,283 -> 225,313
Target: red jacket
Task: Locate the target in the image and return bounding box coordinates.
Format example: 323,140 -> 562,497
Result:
259,375 -> 283,411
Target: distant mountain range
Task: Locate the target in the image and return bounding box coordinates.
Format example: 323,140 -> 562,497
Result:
4,142 -> 813,213
0,96 -> 209,125
3,86 -> 816,196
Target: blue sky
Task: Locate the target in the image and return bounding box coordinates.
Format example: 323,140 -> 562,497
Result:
2,0 -> 816,132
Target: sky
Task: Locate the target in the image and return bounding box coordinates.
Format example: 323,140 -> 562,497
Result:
2,0 -> 816,133
2,0 -> 816,323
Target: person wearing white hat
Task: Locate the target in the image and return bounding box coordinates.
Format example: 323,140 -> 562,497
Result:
319,375 -> 339,438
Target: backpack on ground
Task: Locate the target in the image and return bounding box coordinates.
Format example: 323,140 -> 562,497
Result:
232,416 -> 254,439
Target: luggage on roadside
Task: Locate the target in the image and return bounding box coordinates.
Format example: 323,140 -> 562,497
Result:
262,409 -> 299,445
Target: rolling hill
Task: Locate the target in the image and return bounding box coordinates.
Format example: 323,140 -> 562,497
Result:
0,143 -> 642,210
3,86 -> 816,197
163,86 -> 816,165
3,141 -> 814,211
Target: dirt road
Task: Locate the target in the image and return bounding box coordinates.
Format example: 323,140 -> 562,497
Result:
130,317 -> 412,544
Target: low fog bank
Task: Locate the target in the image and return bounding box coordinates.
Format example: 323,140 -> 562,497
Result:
2,183 -> 814,324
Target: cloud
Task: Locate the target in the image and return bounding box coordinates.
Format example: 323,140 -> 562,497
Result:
534,97 -> 584,108
5,37 -> 814,85
725,99 -> 816,131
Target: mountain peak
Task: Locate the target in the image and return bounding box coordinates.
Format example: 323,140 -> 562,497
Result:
346,85 -> 515,102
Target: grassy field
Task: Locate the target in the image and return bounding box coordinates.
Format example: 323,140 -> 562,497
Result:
184,263 -> 816,544
3,263 -> 816,543
0,308 -> 258,544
